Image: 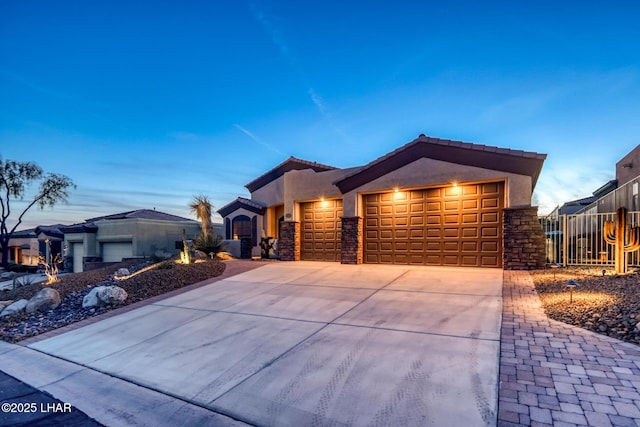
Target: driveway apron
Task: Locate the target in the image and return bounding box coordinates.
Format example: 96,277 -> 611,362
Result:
28,262 -> 503,426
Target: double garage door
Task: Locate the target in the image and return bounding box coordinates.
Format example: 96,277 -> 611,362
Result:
364,182 -> 504,267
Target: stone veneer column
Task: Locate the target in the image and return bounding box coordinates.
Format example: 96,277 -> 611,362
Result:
341,216 -> 363,264
278,221 -> 300,261
503,206 -> 546,270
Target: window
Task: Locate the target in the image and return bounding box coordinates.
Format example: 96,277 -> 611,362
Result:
232,215 -> 251,240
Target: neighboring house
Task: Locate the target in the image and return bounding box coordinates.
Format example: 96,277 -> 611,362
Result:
61,209 -> 201,273
218,134 -> 547,269
576,144 -> 640,214
0,225 -> 64,268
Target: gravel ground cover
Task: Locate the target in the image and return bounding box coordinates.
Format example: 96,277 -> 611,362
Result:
0,259 -> 225,343
531,267 -> 640,345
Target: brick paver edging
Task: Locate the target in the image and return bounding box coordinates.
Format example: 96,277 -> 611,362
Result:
499,270 -> 640,427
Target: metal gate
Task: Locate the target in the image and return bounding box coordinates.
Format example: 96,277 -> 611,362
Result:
540,211 -> 640,267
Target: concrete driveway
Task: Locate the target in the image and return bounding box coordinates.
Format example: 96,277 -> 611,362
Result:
29,262 -> 503,426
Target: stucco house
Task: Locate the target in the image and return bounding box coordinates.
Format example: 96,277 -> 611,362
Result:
219,134 -> 547,269
573,144 -> 640,214
0,225 -> 64,269
62,209 -> 201,272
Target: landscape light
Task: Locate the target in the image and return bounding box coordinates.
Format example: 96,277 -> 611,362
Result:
566,280 -> 579,303
550,263 -> 560,279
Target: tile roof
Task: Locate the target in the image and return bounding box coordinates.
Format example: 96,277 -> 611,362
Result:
217,197 -> 266,217
85,209 -> 195,223
334,134 -> 547,193
245,156 -> 336,193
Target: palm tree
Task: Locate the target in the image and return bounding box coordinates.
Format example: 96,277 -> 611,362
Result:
189,195 -> 213,238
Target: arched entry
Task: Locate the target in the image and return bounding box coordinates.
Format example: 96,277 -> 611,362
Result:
232,215 -> 252,258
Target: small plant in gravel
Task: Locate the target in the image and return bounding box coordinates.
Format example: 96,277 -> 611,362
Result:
38,239 -> 63,285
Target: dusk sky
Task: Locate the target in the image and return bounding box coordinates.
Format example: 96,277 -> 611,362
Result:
2,1 -> 639,230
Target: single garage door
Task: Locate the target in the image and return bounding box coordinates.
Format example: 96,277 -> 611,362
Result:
364,182 -> 503,267
301,199 -> 343,262
102,242 -> 133,263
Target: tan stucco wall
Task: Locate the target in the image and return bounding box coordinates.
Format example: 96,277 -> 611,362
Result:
341,157 -> 533,217
251,176 -> 285,207
283,167 -> 359,221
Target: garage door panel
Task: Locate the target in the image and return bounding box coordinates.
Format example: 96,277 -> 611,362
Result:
461,256 -> 479,266
426,228 -> 441,238
481,227 -> 499,237
444,214 -> 459,224
461,213 -> 478,224
461,241 -> 478,252
462,186 -> 479,196
462,227 -> 479,238
380,230 -> 393,239
481,241 -> 499,252
410,216 -> 424,226
462,199 -> 478,210
380,218 -> 393,227
364,182 -> 503,267
443,228 -> 459,238
426,215 -> 440,225
426,202 -> 441,211
482,198 -> 499,209
481,212 -> 499,223
410,229 -> 425,239
444,201 -> 458,211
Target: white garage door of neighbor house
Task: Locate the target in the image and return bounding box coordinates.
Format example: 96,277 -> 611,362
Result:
73,243 -> 84,273
102,242 -> 133,263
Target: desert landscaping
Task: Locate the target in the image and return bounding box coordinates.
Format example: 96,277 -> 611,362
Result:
532,266 -> 640,345
0,258 -> 225,343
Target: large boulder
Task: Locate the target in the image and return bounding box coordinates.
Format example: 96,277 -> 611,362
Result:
82,287 -> 101,308
0,300 -> 14,311
97,286 -> 127,305
83,286 -> 128,308
0,299 -> 28,317
25,288 -> 61,314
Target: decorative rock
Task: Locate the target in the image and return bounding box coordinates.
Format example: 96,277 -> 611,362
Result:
25,288 -> 61,314
82,285 -> 128,308
0,299 -> 28,317
82,287 -> 101,308
114,268 -> 130,278
97,286 -> 127,305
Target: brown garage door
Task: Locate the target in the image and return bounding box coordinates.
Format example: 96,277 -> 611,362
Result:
301,199 -> 343,261
364,182 -> 503,267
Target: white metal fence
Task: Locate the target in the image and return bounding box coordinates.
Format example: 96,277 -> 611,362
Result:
540,211 -> 640,267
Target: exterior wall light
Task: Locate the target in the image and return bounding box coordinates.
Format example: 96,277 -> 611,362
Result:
566,280 -> 579,303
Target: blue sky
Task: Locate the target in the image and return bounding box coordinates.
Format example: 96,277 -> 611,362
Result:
1,1 -> 639,230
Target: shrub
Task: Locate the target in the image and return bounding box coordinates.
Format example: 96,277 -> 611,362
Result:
193,233 -> 225,257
